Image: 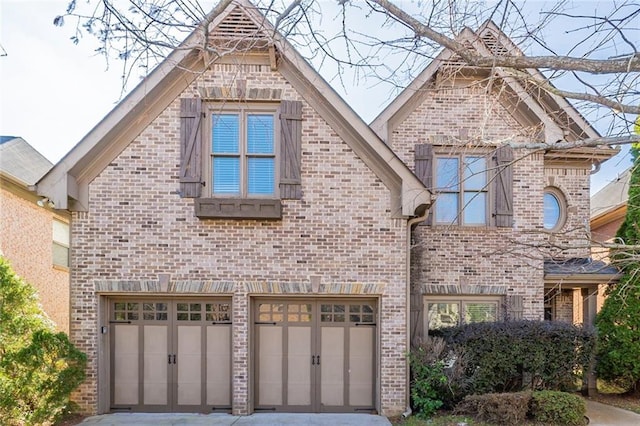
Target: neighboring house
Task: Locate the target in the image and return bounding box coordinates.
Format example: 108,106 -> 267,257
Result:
35,1 -> 616,416
0,136 -> 71,333
591,168 -> 630,247
589,168 -> 631,310
370,21 -> 618,340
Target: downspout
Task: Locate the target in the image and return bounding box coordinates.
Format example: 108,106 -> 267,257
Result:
403,208 -> 430,418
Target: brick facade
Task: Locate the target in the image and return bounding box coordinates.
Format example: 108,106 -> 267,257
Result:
393,78 -> 547,322
0,185 -> 70,332
70,62 -> 409,416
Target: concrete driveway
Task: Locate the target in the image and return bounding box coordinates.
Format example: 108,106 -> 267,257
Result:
78,413 -> 392,425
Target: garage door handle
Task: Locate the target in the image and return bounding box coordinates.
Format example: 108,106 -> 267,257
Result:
317,355 -> 320,365
168,355 -> 172,364
172,355 -> 176,364
311,355 -> 315,365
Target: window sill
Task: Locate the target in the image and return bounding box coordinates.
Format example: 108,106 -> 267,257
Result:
195,198 -> 282,219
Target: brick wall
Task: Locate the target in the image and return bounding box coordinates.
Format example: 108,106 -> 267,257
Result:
0,186 -> 70,332
394,77 -> 576,322
70,62 -> 409,416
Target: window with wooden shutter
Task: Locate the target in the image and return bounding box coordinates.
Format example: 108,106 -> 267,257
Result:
179,98 -> 204,198
183,99 -> 303,219
279,100 -> 302,200
493,145 -> 514,227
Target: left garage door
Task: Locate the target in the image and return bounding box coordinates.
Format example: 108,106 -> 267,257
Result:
109,298 -> 232,413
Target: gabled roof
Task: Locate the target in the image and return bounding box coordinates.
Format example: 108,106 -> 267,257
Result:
36,0 -> 429,218
0,136 -> 52,186
591,168 -> 631,220
371,20 -> 614,161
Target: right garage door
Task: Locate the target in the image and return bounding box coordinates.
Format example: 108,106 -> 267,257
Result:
254,299 -> 377,413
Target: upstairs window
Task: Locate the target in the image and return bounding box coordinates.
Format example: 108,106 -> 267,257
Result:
434,156 -> 488,225
52,220 -> 69,268
543,187 -> 567,231
179,98 -> 303,219
414,144 -> 513,227
211,112 -> 275,197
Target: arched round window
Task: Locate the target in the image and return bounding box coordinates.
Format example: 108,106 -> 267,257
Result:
543,187 -> 566,231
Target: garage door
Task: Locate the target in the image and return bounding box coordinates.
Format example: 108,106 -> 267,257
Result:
109,298 -> 232,413
254,299 -> 376,413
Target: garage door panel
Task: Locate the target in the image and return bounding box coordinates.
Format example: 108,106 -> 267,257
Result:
113,325 -> 139,405
258,326 -> 283,406
287,326 -> 311,406
320,327 -> 344,407
143,325 -> 168,405
349,327 -> 374,406
206,326 -> 231,406
177,326 -> 202,406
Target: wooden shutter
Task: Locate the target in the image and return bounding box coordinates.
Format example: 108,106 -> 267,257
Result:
493,145 -> 513,227
279,100 -> 303,199
179,98 -> 203,198
415,144 -> 434,225
507,295 -> 524,320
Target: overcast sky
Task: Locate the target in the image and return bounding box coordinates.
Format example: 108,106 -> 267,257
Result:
0,0 -> 633,195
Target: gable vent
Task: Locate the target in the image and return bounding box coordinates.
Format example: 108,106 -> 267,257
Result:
208,6 -> 271,50
481,31 -> 511,56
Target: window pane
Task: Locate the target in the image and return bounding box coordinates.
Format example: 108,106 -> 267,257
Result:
465,303 -> 497,324
435,193 -> 458,223
427,302 -> 459,330
212,114 -> 239,153
247,157 -> 274,195
544,192 -> 561,229
436,158 -> 459,190
463,192 -> 486,225
53,243 -> 69,267
464,157 -> 486,191
52,221 -> 69,245
213,157 -> 240,194
247,114 -> 274,154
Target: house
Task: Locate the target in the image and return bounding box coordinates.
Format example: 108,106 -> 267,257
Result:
36,0 -> 429,416
591,168 -> 630,247
589,168 -> 631,311
35,0 -> 617,416
0,136 -> 71,333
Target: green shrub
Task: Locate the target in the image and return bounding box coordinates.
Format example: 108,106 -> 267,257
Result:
0,256 -> 87,425
409,339 -> 447,418
440,320 -> 596,395
530,391 -> 586,425
454,391 -> 531,424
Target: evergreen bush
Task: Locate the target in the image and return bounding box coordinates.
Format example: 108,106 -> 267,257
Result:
530,390 -> 586,425
0,256 -> 86,425
440,320 -> 595,395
